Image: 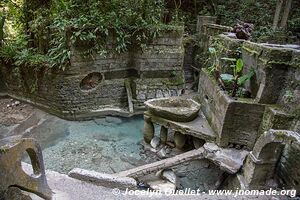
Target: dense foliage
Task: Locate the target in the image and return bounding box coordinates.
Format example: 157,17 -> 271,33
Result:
0,0 -> 299,70
0,0 -> 170,70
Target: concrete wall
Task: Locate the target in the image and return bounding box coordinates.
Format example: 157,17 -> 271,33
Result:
1,27 -> 185,120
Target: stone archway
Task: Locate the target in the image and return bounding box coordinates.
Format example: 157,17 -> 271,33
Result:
242,129 -> 300,189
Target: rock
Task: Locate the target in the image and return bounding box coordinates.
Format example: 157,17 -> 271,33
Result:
165,147 -> 171,154
105,117 -> 122,124
6,104 -> 10,108
156,90 -> 164,98
157,147 -> 167,158
14,101 -> 21,106
150,137 -> 161,149
161,169 -> 178,186
7,114 -> 25,121
148,180 -> 176,193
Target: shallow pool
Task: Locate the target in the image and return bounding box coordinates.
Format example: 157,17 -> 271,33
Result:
25,114 -> 155,174
21,112 -> 223,191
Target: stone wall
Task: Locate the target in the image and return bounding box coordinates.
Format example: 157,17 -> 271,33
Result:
277,141 -> 300,193
198,33 -> 300,192
1,27 -> 185,120
198,69 -> 265,150
183,16 -> 232,87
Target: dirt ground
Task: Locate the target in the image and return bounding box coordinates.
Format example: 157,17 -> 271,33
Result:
0,96 -> 34,126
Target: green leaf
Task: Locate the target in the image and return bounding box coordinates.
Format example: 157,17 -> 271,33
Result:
221,73 -> 234,83
238,69 -> 255,86
236,59 -> 244,73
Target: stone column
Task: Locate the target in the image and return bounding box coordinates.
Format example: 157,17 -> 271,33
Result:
143,115 -> 154,143
160,126 -> 168,144
174,131 -> 187,149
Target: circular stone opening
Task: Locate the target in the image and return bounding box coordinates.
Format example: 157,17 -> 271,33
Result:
80,72 -> 103,91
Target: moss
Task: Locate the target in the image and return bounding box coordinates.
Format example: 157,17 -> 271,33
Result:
274,131 -> 287,140
161,73 -> 185,86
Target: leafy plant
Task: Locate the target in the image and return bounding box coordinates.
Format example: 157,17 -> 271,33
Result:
220,57 -> 254,97
207,46 -> 255,98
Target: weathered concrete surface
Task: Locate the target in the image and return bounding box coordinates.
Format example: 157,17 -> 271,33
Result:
115,148 -> 205,178
203,143 -> 249,174
259,106 -> 296,134
145,97 -> 200,122
241,130 -> 300,191
68,168 -> 137,190
198,68 -> 265,149
0,137 -> 51,200
1,27 -> 185,120
19,162 -> 288,200
144,110 -> 216,143
277,139 -> 300,194
115,143 -> 248,178
242,41 -> 300,115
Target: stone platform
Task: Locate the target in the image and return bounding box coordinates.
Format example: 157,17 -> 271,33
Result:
143,110 -> 216,147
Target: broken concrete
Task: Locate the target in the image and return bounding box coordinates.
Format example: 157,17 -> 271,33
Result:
203,143 -> 249,174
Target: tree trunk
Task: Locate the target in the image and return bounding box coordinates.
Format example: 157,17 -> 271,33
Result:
273,0 -> 283,30
280,0 -> 292,29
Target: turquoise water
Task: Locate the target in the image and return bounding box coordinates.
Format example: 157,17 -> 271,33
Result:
29,115 -> 154,174
23,113 -> 222,190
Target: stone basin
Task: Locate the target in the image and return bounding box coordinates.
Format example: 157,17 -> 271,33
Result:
144,97 -> 201,122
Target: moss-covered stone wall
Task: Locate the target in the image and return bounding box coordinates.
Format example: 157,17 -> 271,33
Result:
1,27 -> 185,120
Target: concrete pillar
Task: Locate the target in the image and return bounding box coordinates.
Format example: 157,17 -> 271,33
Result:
160,126 -> 168,144
143,115 -> 154,143
174,131 -> 186,149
